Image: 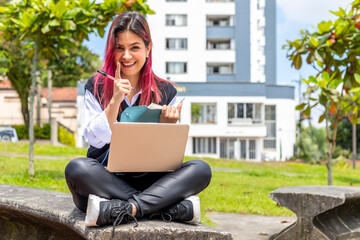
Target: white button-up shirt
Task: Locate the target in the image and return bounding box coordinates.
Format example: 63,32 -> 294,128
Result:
83,89 -> 177,148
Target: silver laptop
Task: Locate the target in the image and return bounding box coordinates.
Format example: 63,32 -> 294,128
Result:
107,122 -> 189,172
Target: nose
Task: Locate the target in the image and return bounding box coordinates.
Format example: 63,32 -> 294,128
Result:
123,50 -> 131,59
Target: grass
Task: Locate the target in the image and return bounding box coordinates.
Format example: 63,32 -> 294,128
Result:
2,142 -> 360,226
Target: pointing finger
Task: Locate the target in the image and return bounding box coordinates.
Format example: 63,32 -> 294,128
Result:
115,61 -> 122,80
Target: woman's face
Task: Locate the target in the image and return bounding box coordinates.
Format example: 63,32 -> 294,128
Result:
115,30 -> 151,81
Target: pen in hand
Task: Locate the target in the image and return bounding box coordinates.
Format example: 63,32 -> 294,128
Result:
97,69 -> 136,91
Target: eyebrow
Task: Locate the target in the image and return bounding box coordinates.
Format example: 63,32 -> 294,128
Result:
116,42 -> 141,46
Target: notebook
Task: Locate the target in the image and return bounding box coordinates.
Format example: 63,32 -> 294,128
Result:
107,122 -> 190,172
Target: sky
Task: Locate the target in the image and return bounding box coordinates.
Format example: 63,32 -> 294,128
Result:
83,0 -> 354,126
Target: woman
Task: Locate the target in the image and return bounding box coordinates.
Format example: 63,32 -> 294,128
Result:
65,11 -> 212,230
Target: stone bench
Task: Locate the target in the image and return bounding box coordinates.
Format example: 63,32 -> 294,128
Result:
0,185 -> 232,240
269,186 -> 360,240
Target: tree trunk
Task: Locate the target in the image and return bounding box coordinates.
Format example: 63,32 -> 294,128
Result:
353,124 -> 357,170
325,112 -> 333,185
48,69 -> 52,124
36,71 -> 41,126
29,35 -> 39,176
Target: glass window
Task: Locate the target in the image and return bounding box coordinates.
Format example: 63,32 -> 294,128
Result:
166,62 -> 187,74
206,15 -> 233,26
207,63 -> 234,74
166,38 -> 187,50
220,138 -> 236,159
264,105 -> 276,149
193,137 -> 216,154
207,39 -> 232,50
228,103 -> 263,124
166,14 -> 187,26
191,103 -> 217,124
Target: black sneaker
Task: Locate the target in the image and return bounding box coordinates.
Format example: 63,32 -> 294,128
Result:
150,195 -> 200,224
85,195 -> 138,236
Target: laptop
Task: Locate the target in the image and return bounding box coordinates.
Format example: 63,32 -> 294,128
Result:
107,122 -> 189,172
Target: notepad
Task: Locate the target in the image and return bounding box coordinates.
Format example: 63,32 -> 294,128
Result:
120,103 -> 163,123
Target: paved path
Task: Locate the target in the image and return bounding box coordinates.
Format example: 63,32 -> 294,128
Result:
208,212 -> 296,240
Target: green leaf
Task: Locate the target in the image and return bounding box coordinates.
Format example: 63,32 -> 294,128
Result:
349,87 -> 360,93
354,73 -> 360,84
10,18 -> 26,28
304,106 -> 311,116
314,50 -> 323,63
64,8 -> 81,19
318,20 -> 333,34
310,37 -> 319,47
295,103 -> 306,111
306,51 -> 315,64
319,94 -> 328,106
292,53 -> 302,70
318,114 -> 325,123
62,20 -> 76,31
309,76 -> 318,84
97,27 -> 105,38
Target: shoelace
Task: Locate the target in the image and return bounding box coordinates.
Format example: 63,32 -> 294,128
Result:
111,211 -> 138,238
149,211 -> 173,222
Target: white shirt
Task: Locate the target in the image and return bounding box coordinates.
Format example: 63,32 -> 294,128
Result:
83,89 -> 177,148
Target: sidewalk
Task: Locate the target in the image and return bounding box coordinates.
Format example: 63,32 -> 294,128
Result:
207,212 -> 296,240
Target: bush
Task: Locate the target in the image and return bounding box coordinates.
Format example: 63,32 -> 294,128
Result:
13,124 -> 75,147
58,126 -> 75,147
34,124 -> 50,139
13,125 -> 28,139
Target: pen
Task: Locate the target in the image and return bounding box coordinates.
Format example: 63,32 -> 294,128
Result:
179,98 -> 185,104
97,69 -> 136,91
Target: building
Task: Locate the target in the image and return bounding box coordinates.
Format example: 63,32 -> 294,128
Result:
145,0 -> 295,161
0,79 -> 79,143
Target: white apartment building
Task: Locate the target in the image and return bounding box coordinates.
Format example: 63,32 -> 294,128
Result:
77,0 -> 296,161
146,0 -> 296,161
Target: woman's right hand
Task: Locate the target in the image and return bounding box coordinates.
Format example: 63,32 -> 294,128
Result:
112,61 -> 131,103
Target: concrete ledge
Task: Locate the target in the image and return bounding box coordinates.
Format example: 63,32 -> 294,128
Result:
0,185 -> 232,240
270,186 -> 360,240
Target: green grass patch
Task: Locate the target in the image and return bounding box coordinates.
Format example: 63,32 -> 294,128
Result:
1,143 -> 360,223
0,141 -> 87,157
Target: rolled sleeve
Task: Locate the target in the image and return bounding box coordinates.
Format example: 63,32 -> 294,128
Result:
83,90 -> 112,148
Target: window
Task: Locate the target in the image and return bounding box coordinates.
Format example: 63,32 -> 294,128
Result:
206,15 -> 233,26
193,137 -> 217,154
166,38 -> 187,50
166,62 -> 187,74
207,63 -> 234,74
166,14 -> 187,26
264,105 -> 276,149
207,39 -> 232,50
191,103 -> 217,124
228,103 -> 263,124
220,138 -> 255,160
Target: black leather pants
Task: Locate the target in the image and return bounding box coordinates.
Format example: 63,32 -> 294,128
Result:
65,157 -> 212,218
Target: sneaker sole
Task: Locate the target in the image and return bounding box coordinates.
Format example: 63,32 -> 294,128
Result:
85,194 -> 108,226
184,195 -> 200,224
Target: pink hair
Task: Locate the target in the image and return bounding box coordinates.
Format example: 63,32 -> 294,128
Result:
94,12 -> 171,110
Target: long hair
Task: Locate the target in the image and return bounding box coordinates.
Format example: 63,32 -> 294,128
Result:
94,11 -> 170,109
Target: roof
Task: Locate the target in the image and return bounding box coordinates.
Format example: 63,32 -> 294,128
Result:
0,79 -> 12,89
0,79 -> 77,102
41,87 -> 77,102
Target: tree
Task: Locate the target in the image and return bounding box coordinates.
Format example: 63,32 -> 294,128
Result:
296,126 -> 327,164
0,0 -> 154,175
285,1 -> 360,185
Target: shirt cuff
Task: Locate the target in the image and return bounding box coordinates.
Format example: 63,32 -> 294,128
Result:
85,111 -> 112,147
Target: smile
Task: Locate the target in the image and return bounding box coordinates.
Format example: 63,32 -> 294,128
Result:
122,62 -> 136,68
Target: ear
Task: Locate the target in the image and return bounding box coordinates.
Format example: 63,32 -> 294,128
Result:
146,42 -> 152,57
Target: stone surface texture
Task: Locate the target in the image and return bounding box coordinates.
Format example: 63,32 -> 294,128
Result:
269,185 -> 360,240
0,185 -> 232,240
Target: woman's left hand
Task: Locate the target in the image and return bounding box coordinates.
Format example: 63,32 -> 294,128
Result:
159,103 -> 183,123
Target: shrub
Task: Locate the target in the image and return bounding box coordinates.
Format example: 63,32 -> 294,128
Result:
13,125 -> 28,139
58,126 -> 75,147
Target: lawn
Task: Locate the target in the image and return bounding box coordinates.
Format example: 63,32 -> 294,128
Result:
1,142 -> 360,226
